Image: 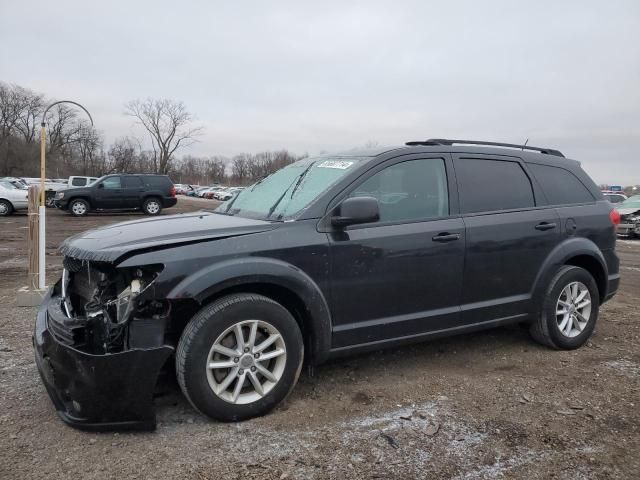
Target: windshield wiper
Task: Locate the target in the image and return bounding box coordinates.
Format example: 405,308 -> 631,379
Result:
266,161 -> 316,220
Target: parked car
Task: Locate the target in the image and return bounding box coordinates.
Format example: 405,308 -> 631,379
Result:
0,179 -> 29,215
186,186 -> 204,197
602,190 -> 627,204
1,177 -> 29,190
67,176 -> 99,188
201,186 -> 226,199
217,187 -> 244,201
20,177 -> 67,207
616,195 -> 640,237
53,174 -> 177,216
35,139 -> 619,431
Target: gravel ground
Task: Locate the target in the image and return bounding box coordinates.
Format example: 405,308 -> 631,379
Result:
0,198 -> 638,479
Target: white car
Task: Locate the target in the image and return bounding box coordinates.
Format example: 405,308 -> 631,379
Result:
0,180 -> 29,216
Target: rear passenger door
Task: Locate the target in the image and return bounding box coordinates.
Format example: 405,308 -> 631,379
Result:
452,155 -> 560,323
122,176 -> 144,208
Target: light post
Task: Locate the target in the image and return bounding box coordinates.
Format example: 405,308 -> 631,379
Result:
38,100 -> 93,289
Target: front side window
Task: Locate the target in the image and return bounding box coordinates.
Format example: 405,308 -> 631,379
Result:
217,156 -> 369,220
101,177 -> 121,189
455,158 -> 535,214
349,158 -> 449,223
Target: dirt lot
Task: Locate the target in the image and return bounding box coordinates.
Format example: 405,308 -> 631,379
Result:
1,198 -> 638,479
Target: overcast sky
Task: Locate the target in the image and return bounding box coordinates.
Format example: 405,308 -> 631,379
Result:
1,0 -> 639,184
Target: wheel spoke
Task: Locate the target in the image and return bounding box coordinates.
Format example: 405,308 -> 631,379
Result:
556,307 -> 569,315
575,288 -> 588,303
231,371 -> 246,403
217,367 -> 239,393
247,321 -> 258,349
254,333 -> 281,354
565,316 -> 574,335
561,286 -> 572,302
248,370 -> 264,396
212,344 -> 240,358
571,283 -> 579,301
209,360 -> 236,369
257,348 -> 286,362
576,311 -> 588,325
558,315 -> 570,332
577,299 -> 591,310
234,324 -> 245,352
255,363 -> 277,382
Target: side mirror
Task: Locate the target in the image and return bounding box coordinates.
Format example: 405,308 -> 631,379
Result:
97,183 -> 104,189
331,196 -> 380,228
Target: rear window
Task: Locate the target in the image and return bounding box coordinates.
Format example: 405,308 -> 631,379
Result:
71,178 -> 86,186
454,158 -> 535,214
123,176 -> 143,188
142,176 -> 172,188
528,163 -> 594,205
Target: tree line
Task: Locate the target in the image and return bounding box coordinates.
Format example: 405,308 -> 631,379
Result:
0,81 -> 305,185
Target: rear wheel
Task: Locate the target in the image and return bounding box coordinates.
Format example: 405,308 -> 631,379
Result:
530,266 -> 599,349
69,199 -> 89,217
142,197 -> 162,215
0,199 -> 13,216
176,294 -> 304,422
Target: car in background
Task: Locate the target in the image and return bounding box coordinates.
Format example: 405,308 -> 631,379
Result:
1,177 -> 29,190
54,174 -> 177,216
0,179 -> 29,216
21,177 -> 67,207
68,176 -> 99,188
201,186 -> 226,199
617,195 -> 640,238
216,187 -> 244,201
602,191 -> 627,204
186,186 -> 204,197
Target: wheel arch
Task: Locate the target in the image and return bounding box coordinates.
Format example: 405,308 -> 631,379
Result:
532,238 -> 609,313
166,257 -> 333,365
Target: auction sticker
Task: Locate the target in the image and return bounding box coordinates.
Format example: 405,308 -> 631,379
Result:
317,160 -> 354,169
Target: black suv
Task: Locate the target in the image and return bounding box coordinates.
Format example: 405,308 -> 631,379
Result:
54,174 -> 177,216
35,139 -> 620,431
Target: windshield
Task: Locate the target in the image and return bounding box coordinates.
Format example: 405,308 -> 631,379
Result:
0,180 -> 17,190
216,156 -> 368,220
620,195 -> 640,209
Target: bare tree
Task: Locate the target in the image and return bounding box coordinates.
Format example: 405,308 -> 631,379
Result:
125,98 -> 202,174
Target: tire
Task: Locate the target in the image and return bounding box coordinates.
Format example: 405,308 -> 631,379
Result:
176,293 -> 304,422
69,198 -> 89,217
0,199 -> 13,216
142,197 -> 162,215
530,265 -> 600,350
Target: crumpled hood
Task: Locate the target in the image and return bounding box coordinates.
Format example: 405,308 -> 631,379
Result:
60,211 -> 276,262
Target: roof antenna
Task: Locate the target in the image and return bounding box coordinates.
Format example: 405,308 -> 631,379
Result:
522,138 -> 529,150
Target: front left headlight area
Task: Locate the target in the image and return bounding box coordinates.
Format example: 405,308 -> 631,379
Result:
55,257 -> 169,354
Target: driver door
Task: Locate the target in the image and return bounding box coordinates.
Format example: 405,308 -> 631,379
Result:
328,156 -> 465,349
94,176 -> 123,209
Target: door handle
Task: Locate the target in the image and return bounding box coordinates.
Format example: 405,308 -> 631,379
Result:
535,222 -> 556,231
432,232 -> 461,242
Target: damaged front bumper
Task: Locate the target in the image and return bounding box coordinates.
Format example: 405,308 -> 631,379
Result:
34,286 -> 174,431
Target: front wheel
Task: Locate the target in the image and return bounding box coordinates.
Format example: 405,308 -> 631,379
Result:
142,197 -> 162,215
69,199 -> 89,217
176,294 -> 304,422
530,266 -> 600,349
0,199 -> 13,216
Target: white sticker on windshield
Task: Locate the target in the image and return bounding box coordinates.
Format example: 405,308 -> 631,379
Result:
317,160 -> 354,170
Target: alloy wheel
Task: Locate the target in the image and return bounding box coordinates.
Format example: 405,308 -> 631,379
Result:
146,201 -> 160,214
555,281 -> 592,338
206,319 -> 287,404
71,201 -> 87,215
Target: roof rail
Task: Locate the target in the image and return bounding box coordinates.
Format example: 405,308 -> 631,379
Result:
405,139 -> 565,157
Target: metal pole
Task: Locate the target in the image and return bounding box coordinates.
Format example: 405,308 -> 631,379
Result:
38,124 -> 46,289
34,100 -> 92,291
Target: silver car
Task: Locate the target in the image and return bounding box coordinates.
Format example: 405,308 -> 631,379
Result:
0,180 -> 29,216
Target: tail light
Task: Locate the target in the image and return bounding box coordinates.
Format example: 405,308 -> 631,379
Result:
170,185 -> 176,197
609,208 -> 620,229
